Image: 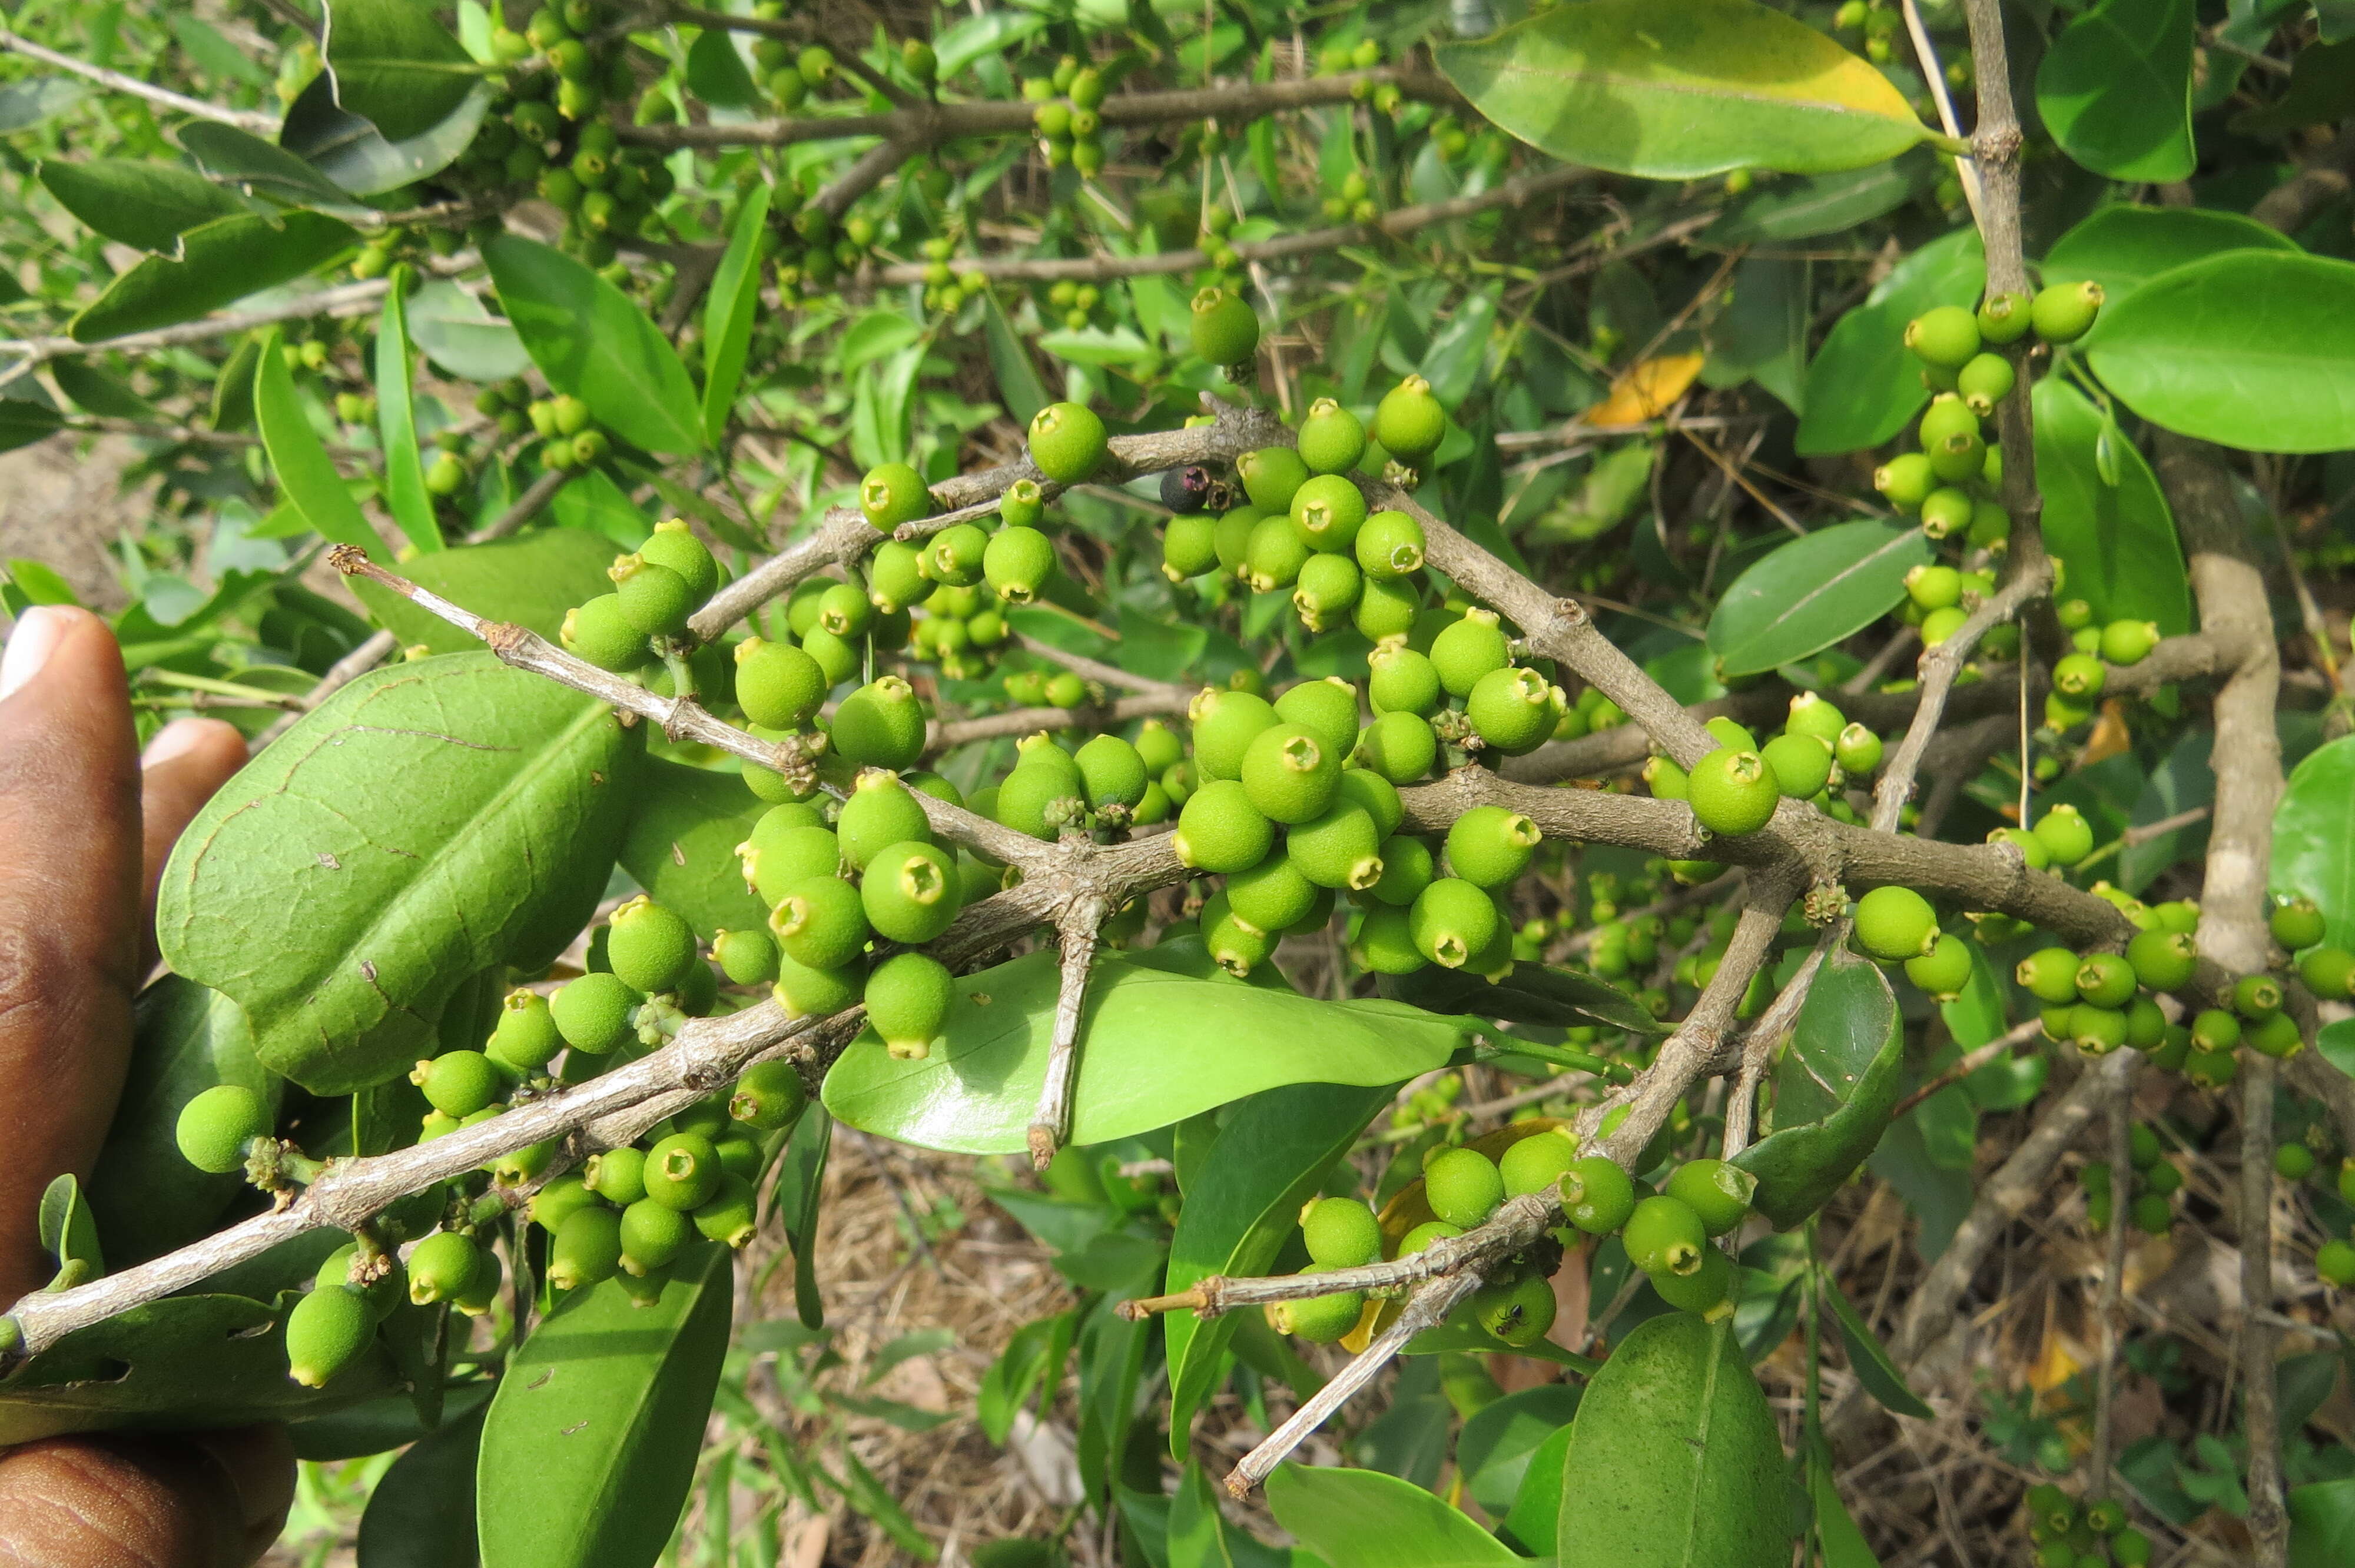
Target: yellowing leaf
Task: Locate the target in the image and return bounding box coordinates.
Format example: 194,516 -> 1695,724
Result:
1582,354 -> 1707,426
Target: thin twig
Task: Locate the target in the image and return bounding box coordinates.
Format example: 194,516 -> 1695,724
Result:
1029,898 -> 1107,1170
470,467 -> 571,543
0,24 -> 280,130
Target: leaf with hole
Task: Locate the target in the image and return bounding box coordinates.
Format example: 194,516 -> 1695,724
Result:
1734,949 -> 1904,1228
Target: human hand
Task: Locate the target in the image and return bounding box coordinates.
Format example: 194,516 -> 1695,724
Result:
0,607 -> 296,1567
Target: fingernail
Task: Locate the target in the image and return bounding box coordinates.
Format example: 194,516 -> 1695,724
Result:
142,717 -> 214,768
0,606 -> 72,703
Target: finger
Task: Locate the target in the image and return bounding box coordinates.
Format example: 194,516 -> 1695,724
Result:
0,607 -> 141,1303
135,719 -> 248,969
0,1424 -> 293,1568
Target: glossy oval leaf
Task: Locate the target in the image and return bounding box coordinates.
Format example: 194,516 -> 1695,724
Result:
37,159 -> 247,252
1265,1463 -> 1520,1568
406,278 -> 533,381
257,325 -> 380,552
477,1244 -> 733,1568
156,653 -> 639,1094
1795,227 -> 1983,455
323,0 -> 483,142
1701,151 -> 1938,245
616,759 -> 767,940
823,949 -> 1464,1155
2291,1479 -> 2355,1568
1435,0 -> 1925,180
1734,949 -> 1904,1228
1554,1313 -> 1790,1568
281,69 -> 492,197
700,182 -> 771,446
2273,735 -> 2355,952
483,234 -> 704,456
356,1397 -> 484,1568
349,526 -> 619,655
178,122 -> 359,210
1822,1280 -> 1931,1419
1706,520 -> 1931,678
2041,204 -> 2300,304
68,210 -> 357,343
1163,1082 -> 1395,1454
2085,251 -> 2355,454
2030,378 -> 2191,635
2035,0 -> 2196,182
374,269 -> 441,554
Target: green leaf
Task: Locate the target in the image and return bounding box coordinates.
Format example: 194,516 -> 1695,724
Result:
477,1244 -> 734,1568
1384,959 -> 1665,1035
2085,251 -> 2355,454
1820,1278 -> 1930,1419
981,290 -> 1049,426
1699,257 -> 1807,416
156,653 -> 639,1094
616,759 -> 768,941
2320,1019 -> 2355,1082
256,326 -> 379,551
701,184 -> 772,446
375,271 -> 440,554
685,28 -> 759,109
37,160 -> 247,252
1554,1314 -> 1790,1568
2034,0 -> 2196,182
1435,0 -> 1925,180
1734,950 -> 1904,1228
85,976 -> 277,1270
1701,152 -> 1938,245
484,235 -> 704,455
69,211 -> 357,343
2041,204 -> 2300,305
1795,227 -> 1983,455
1038,325 -> 1158,367
1706,521 -> 1931,679
1806,1434 -> 1882,1567
323,0 -> 483,141
1170,1459 -> 1291,1568
1505,1422 -> 1575,1553
1459,1384 -> 1585,1518
775,1105 -> 831,1328
291,1378 -> 495,1461
406,279 -> 533,381
212,334 -> 263,433
171,13 -> 273,85
2030,378 -> 2191,636
37,1174 -> 102,1284
2292,1479 -> 2355,1568
281,71 -> 493,198
350,523 -> 618,654
1163,1083 -> 1394,1454
0,402 -> 64,456
0,76 -> 91,133
52,361 -> 155,420
1265,1463 -> 1520,1567
822,949 -> 1465,1155
2273,735 -> 2355,952
179,123 -> 360,210
357,1404 -> 482,1565
2233,38 -> 2355,135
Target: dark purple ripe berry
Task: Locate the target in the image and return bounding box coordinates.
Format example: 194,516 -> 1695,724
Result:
1160,465 -> 1218,514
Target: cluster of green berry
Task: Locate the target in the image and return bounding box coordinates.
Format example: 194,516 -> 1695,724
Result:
2078,1126 -> 2185,1238
469,381 -> 609,476
559,520 -> 722,676
1022,57 -> 1113,178
1646,692 -> 1887,854
530,118 -> 682,273
2024,1486 -> 2151,1568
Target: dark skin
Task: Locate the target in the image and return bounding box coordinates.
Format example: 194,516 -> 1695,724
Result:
0,607 -> 296,1567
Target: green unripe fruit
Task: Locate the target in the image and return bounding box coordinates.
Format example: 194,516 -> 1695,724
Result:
857,461 -> 932,531
1430,609 -> 1510,698
744,825 -> 841,906
1664,1160 -> 1755,1237
832,676 -> 927,772
727,1059 -> 806,1130
412,1050 -> 505,1118
2032,803 -> 2095,866
1918,489 -> 1975,540
1955,351 -> 2016,417
2234,972 -> 2283,1019
642,1132 -> 722,1211
772,953 -> 863,1019
407,1230 -> 483,1306
983,524 -> 1057,604
1302,1196 -> 1383,1268
1227,854 -> 1318,934
2016,946 -> 2083,1005
1355,510 -> 1426,579
2189,1007 -> 2241,1055
1245,512 -> 1311,592
865,951 -> 954,1059
1976,290 -> 2032,344
1498,1130 -> 1579,1199
690,1173 -> 758,1249
1834,723 -> 1882,776
1368,644 -> 1442,716
1760,732 -> 1833,800
867,540 -> 930,614
2125,929 -> 2197,993
1875,452 -> 1937,512
1919,605 -> 1969,647
1288,805 -> 1385,891
2249,1009 -> 2303,1058
1853,885 -> 1938,963
2300,946 -> 2355,1000
768,874 -> 870,969
2065,1002 -> 2126,1054
487,990 -> 565,1073
2099,619 -> 2158,666
837,773 -> 932,869
1355,576 -> 1422,642
618,1197 -> 692,1274
711,926 -> 780,987
2318,1240 -> 2355,1287
1335,769 -> 1404,840
552,971 -> 640,1052
1272,1275 -> 1366,1343
923,523 -> 989,587
1904,304 -> 1981,368
1163,512 -> 1219,580
1374,374 -> 1446,461
1397,1220 -> 1463,1258
1651,1244 -> 1736,1318
1167,779 -> 1269,872
2031,280 -> 2104,343
1905,932 -> 1975,1000
586,1145 -> 648,1205
1784,691 -> 1846,743
638,519 -> 717,603
1907,563 -> 1964,611
1073,733 -> 1147,811
1238,447 -> 1309,514
813,581 -> 872,640
1202,895 -> 1276,977
1409,877 -> 1500,969
606,896 -> 697,994
1445,805 -> 1541,889
861,841 -> 960,944
1295,554 -> 1362,626
1644,756 -> 1689,800
1240,722 -> 1342,824
1424,1146 -> 1505,1228
1132,719 -> 1183,776
1558,1156 -> 1635,1233
1041,671 -> 1087,709
2128,1190 -> 2171,1234
1918,393 -> 1978,450
1272,677 -> 1360,765
1367,834 -> 1436,907
1026,401 -> 1108,483
2271,896 -> 2326,952
994,762 -> 1083,841
1297,399 -> 1368,477
563,593 -> 652,672
2053,657 -> 2105,701
610,554 -> 695,634
1352,710 -> 1435,786
1686,748 -> 1780,836
286,1282 -> 376,1388
1188,287 -> 1259,367
2276,1141 -> 2317,1181
1190,688 -> 1279,780
1704,717 -> 1758,751
175,1084 -> 269,1174
528,1172 -> 601,1236
1352,901 -> 1427,972
1990,825 -> 2049,871
734,638 -> 828,729
1473,1272 -> 1558,1347
1465,666 -> 1555,756
1626,1194 -> 1707,1277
